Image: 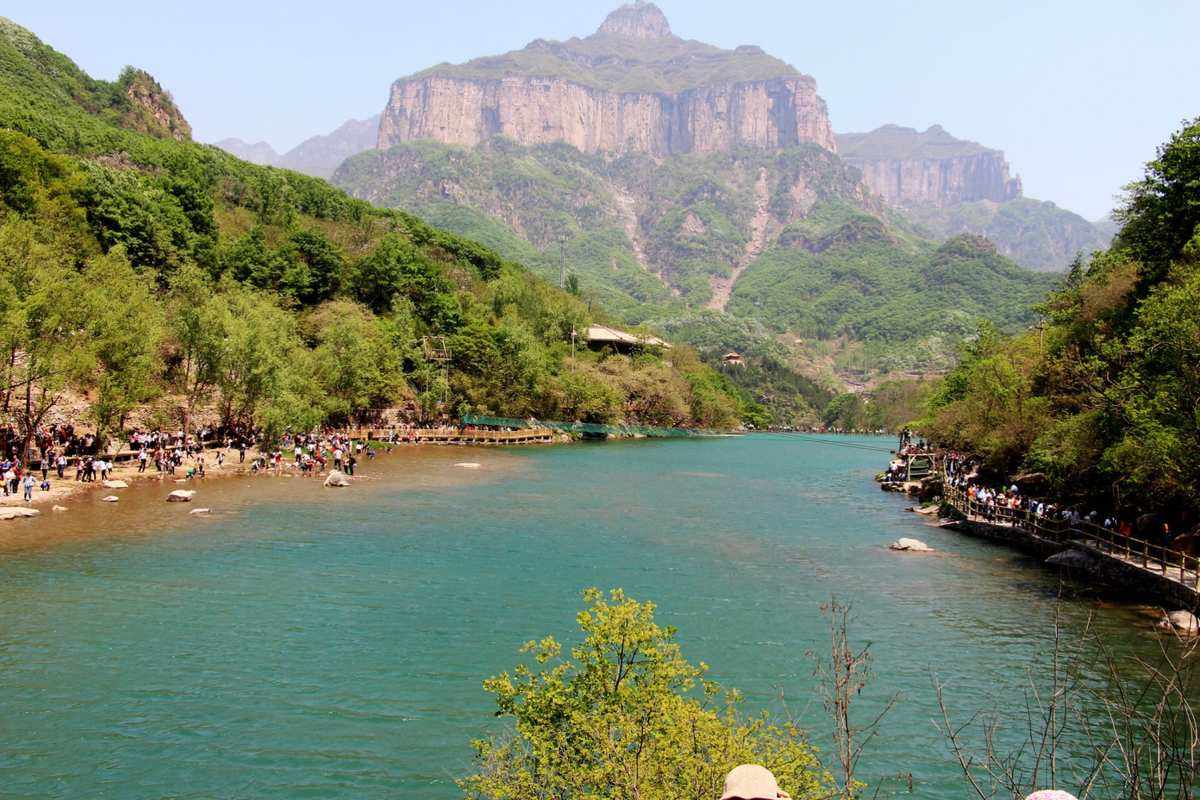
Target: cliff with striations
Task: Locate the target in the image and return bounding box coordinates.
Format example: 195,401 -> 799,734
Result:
376,3 -> 835,157
836,125 -> 1020,207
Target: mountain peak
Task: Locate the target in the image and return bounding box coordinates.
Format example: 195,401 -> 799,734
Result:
596,2 -> 673,40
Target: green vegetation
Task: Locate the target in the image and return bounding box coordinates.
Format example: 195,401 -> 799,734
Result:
338,136 -> 1055,389
904,197 -> 1114,273
0,18 -> 748,446
462,588 -> 832,800
919,118 -> 1200,517
412,30 -> 800,95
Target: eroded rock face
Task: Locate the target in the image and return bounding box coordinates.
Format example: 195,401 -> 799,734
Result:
121,69 -> 192,141
378,75 -> 835,157
836,125 -> 1020,207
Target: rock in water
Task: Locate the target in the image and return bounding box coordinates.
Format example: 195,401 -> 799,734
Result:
889,538 -> 933,552
102,479 -> 129,489
1045,549 -> 1099,571
1159,610 -> 1200,636
0,506 -> 40,519
189,508 -> 212,515
1025,792 -> 1078,800
324,470 -> 351,487
166,489 -> 195,502
51,505 -> 68,512
455,462 -> 481,469
101,495 -> 119,503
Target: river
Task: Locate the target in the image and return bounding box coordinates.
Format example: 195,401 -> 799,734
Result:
0,435 -> 1176,798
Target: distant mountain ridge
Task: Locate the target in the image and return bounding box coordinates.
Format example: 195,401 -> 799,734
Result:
836,124 -> 1112,271
214,114 -> 380,178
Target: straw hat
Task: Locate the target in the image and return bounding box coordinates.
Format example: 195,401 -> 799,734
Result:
720,765 -> 791,800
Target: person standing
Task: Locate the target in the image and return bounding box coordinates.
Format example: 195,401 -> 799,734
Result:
22,472 -> 35,502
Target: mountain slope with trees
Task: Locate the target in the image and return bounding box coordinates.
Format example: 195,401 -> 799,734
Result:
0,16 -> 753,450
920,118 -> 1200,520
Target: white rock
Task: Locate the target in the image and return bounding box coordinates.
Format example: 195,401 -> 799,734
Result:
102,479 -> 128,489
52,505 -> 68,512
166,489 -> 195,503
101,495 -> 119,503
1026,792 -> 1079,800
889,537 -> 933,553
189,507 -> 212,515
1159,610 -> 1200,636
0,506 -> 40,519
1046,550 -> 1098,570
455,462 -> 482,469
323,470 -> 351,488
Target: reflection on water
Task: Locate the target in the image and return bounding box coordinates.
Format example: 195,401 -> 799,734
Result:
0,435 -> 1186,799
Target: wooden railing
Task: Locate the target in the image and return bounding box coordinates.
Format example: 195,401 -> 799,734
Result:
943,482 -> 1200,590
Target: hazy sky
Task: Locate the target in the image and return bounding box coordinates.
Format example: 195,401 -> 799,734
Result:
7,1 -> 1197,218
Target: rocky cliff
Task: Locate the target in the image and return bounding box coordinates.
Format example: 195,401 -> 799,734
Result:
376,3 -> 835,157
836,125 -> 1019,207
119,68 -> 192,141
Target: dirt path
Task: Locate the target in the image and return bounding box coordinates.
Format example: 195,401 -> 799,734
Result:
707,167 -> 771,311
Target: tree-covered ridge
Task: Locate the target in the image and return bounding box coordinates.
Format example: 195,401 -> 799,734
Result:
902,197 -> 1114,273
336,136 -> 1055,381
0,18 -> 750,444
920,118 -> 1200,518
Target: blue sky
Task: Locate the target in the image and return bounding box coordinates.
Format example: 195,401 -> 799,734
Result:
6,1 -> 1196,218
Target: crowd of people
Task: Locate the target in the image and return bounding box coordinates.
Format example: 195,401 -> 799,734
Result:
943,452 -> 1150,540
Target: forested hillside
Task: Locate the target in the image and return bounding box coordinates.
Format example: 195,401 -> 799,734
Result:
0,16 -> 754,448
921,119 -> 1200,518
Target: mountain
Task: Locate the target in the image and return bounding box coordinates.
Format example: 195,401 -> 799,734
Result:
377,3 -> 835,157
334,2 -> 1056,379
0,15 -> 753,432
836,124 -> 1113,271
214,137 -> 278,164
836,124 -> 1021,206
214,115 -> 380,177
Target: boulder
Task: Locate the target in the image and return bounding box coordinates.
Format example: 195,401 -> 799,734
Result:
101,495 -> 119,503
890,537 -> 933,553
323,470 -> 351,488
1025,792 -> 1078,800
0,506 -> 40,520
166,489 -> 195,503
51,505 -> 67,512
102,479 -> 129,489
189,507 -> 212,515
1045,549 -> 1099,571
455,462 -> 481,469
1158,610 -> 1200,636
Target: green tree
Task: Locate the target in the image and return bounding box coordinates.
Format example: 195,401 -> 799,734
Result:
165,264 -> 223,437
0,218 -> 95,457
462,588 -> 831,800
80,245 -> 165,445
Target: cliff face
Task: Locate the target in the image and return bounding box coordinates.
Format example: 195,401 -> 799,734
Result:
378,75 -> 834,157
376,3 -> 835,157
836,125 -> 1020,207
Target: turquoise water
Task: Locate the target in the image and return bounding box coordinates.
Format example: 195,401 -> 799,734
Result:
0,435 -> 1170,798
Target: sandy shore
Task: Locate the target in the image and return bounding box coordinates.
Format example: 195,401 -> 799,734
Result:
0,447 -> 272,511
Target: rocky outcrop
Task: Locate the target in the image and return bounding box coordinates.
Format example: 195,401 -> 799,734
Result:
836,125 -> 1019,207
120,68 -> 192,141
377,4 -> 836,157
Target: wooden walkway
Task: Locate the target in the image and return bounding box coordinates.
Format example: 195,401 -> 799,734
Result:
944,484 -> 1200,599
340,427 -> 558,446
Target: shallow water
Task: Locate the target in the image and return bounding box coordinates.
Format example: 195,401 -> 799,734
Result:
0,435 -> 1176,798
